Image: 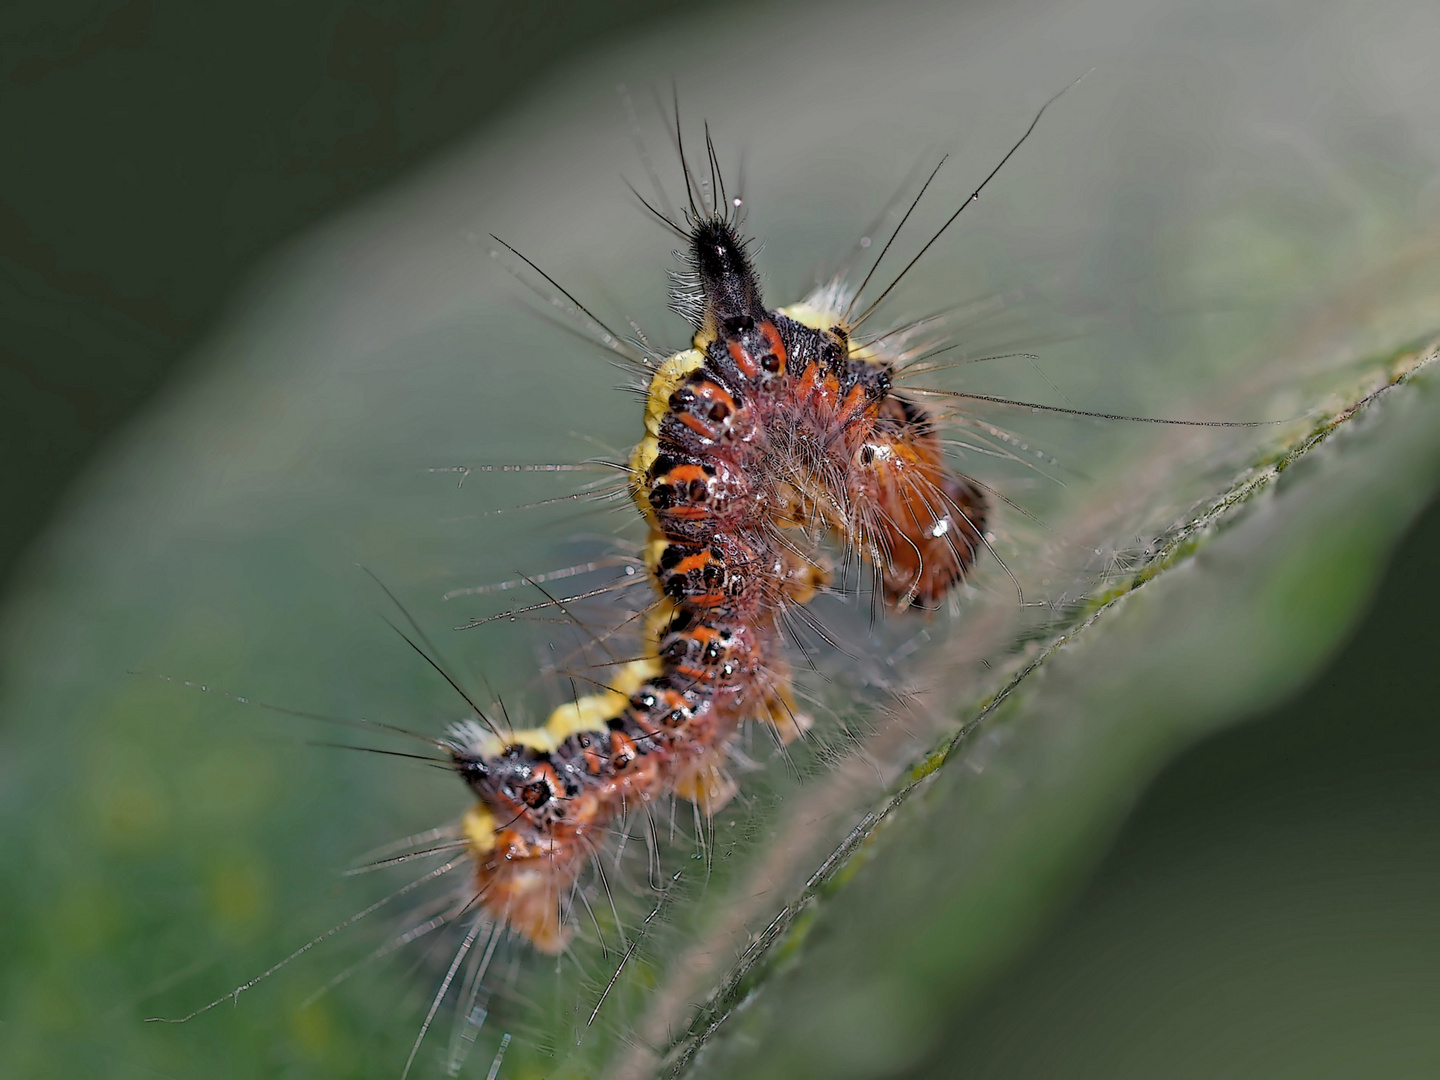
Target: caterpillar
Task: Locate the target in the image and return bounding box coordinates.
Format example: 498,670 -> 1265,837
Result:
435,91 -> 1093,964
446,201 -> 988,953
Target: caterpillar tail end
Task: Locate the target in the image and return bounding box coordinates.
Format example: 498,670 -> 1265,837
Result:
462,802 -> 576,955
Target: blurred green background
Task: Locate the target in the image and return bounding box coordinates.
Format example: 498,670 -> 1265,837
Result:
4,1 -> 1440,1078
0,0 -> 701,598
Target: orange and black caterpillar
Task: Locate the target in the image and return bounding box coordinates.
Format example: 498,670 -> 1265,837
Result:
446,207 -> 987,951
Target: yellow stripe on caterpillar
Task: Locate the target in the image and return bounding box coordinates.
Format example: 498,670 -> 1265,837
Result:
540,656 -> 661,744
462,802 -> 497,857
642,533 -> 669,578
629,436 -> 659,524
644,349 -> 705,438
461,654 -> 666,762
777,301 -> 841,331
644,597 -> 683,641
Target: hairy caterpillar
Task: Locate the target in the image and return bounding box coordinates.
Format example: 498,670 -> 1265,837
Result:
434,88 -> 1106,968
448,201 -> 988,954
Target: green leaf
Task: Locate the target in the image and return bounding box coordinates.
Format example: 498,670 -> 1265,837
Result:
5,4 -> 1440,1079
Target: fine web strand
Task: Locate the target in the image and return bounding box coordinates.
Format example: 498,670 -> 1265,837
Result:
147,858 -> 466,1024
